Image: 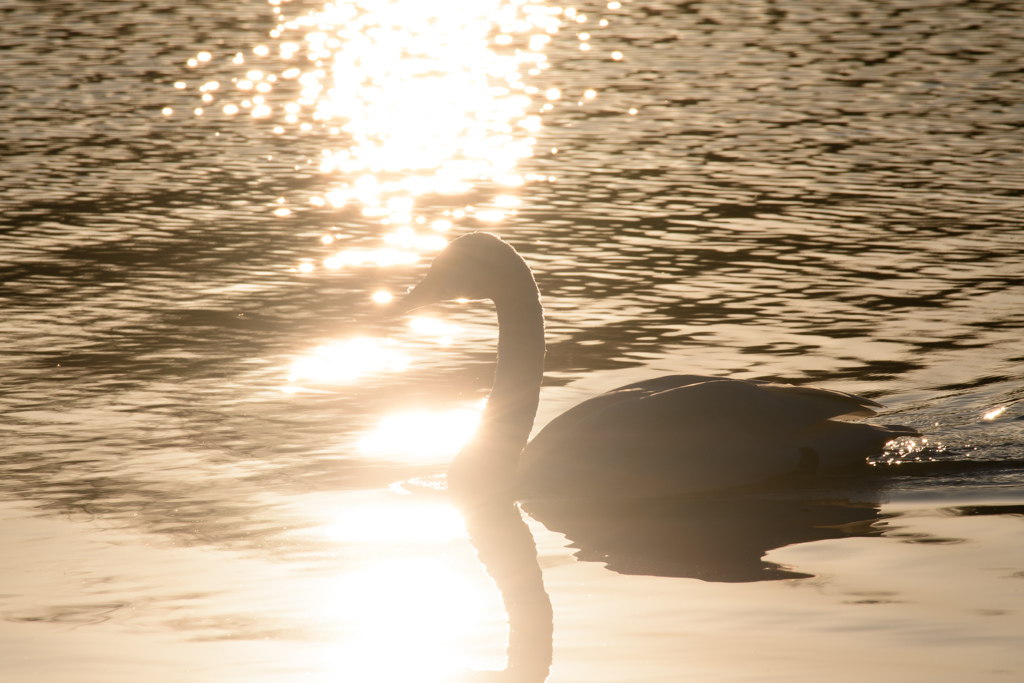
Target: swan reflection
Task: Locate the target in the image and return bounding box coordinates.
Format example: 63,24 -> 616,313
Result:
454,496 -> 553,682
523,488 -> 882,582
450,481 -> 886,683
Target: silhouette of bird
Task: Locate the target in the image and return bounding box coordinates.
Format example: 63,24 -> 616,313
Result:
393,232 -> 919,499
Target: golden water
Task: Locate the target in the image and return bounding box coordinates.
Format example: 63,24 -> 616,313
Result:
2,0 -> 1024,680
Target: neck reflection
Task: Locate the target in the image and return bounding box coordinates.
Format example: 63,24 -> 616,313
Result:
456,493 -> 552,682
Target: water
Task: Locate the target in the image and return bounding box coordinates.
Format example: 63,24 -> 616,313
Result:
2,0 -> 1024,680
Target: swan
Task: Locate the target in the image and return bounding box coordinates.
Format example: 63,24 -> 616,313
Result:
392,232 -> 919,499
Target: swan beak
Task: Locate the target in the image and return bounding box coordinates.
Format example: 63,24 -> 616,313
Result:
384,275 -> 444,318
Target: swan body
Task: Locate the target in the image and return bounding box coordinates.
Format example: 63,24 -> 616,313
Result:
394,232 -> 918,499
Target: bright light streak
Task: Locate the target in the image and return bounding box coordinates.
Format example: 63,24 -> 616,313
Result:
323,248 -> 420,269
288,338 -> 411,385
358,406 -> 483,463
183,1 -> 563,228
983,405 -> 1008,420
327,558 -> 485,678
320,502 -> 466,543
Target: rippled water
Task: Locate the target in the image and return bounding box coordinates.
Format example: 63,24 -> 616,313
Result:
3,0 -> 1024,681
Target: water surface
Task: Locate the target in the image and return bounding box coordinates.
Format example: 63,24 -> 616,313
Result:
2,0 -> 1024,681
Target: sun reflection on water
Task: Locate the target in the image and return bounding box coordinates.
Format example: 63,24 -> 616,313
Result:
358,403 -> 484,463
321,246 -> 420,269
321,500 -> 467,543
280,492 -> 496,679
183,0 -> 562,234
287,337 -> 411,386
292,0 -> 555,211
982,405 -> 1009,421
182,1 -> 573,428
286,314 -> 464,391
328,557 -> 491,681
408,315 -> 462,346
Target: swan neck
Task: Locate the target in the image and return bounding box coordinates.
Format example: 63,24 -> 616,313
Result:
487,288 -> 545,448
493,292 -> 544,400
447,240 -> 544,496
450,278 -> 544,491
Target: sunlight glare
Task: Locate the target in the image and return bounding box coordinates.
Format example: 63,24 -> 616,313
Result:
475,209 -> 505,222
187,0 -> 561,231
321,501 -> 467,544
288,338 -> 411,385
326,558 -> 490,681
323,247 -> 419,269
983,405 -> 1008,420
358,405 -> 483,463
409,315 -> 461,345
383,227 -> 448,252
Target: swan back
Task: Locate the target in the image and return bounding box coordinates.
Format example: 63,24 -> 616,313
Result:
519,375 -> 915,498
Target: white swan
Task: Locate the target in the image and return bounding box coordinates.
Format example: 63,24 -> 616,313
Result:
393,232 -> 919,499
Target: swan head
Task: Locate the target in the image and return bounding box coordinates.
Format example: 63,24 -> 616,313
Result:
390,232 -> 535,315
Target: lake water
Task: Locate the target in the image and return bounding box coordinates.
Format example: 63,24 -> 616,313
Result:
3,0 -> 1024,681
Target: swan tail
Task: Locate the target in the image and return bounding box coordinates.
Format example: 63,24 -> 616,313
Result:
880,424 -> 921,437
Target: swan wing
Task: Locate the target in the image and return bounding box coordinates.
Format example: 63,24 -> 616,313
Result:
520,375 -> 709,465
744,381 -> 880,419
526,376 -> 877,456
520,377 -> 906,497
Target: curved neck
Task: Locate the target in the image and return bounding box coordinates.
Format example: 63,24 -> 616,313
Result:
489,289 -> 545,447
450,267 -> 545,492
